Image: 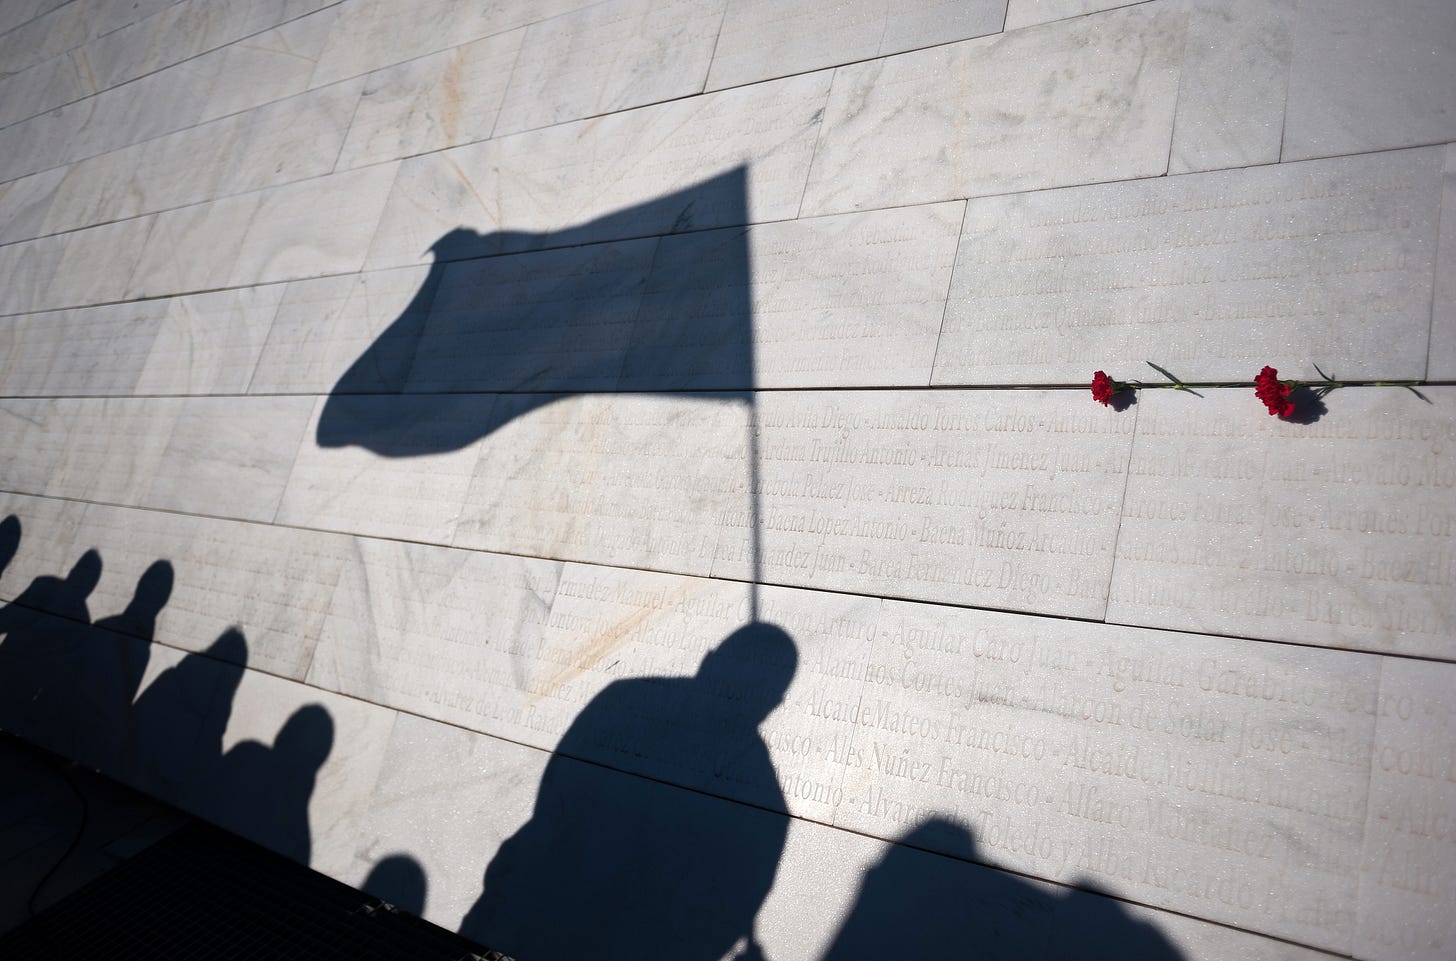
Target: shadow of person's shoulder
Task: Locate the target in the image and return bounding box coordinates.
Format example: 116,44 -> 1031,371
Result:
1048,878 -> 1183,961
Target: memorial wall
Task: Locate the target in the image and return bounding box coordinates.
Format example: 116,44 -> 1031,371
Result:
0,1 -> 1453,958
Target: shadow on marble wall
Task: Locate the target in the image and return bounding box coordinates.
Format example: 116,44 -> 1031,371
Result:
462,621 -> 797,961
316,166 -> 754,457
825,818 -> 1182,961
0,524 -> 336,865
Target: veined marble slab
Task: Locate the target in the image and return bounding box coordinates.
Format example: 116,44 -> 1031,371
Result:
198,6 -> 342,122
308,0 -> 591,90
73,0 -> 338,99
1283,0 -> 1456,162
363,73 -> 829,270
334,29 -> 522,171
1356,657 -> 1456,961
125,191 -> 261,300
34,396 -> 311,521
1432,145 -> 1456,380
933,147 -> 1444,384
620,202 -> 962,390
0,45 -> 94,130
0,0 -> 70,39
712,390 -> 1133,619
706,0 -> 1005,92
0,301 -> 164,396
1109,387 -> 1456,659
41,138 -> 153,234
203,661 -> 397,876
455,392 -> 751,576
837,600 -> 1376,951
800,4 -> 1186,216
64,54 -> 226,171
411,237 -> 657,392
228,163 -> 400,287
134,286 -> 286,395
143,396 -> 314,521
1004,0 -> 1140,29
64,501 -> 350,681
1168,0 -> 1294,174
0,166 -> 66,245
250,265 -> 434,395
276,394 -> 487,543
492,0 -> 724,137
0,233 -> 66,317
305,538 -> 563,732
214,79 -> 364,199
0,400 -> 70,496
43,214 -> 156,309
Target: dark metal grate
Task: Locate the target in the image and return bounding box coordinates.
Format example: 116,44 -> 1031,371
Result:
0,820 -> 511,960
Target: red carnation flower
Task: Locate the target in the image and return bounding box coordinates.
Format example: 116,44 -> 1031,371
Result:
1254,365 -> 1294,418
1091,370 -> 1115,406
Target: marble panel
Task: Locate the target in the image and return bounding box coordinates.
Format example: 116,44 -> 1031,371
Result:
0,47 -> 94,129
933,147 -> 1444,385
229,163 -> 400,287
135,286 -> 286,395
41,139 -> 152,234
66,54 -> 225,165
125,191 -> 261,300
621,202 -> 961,390
410,238 -> 657,393
0,401 -> 70,497
0,490 -> 91,602
0,0 -> 69,38
836,601 -> 1377,950
712,390 -> 1133,619
43,214 -> 156,308
0,97 -> 88,185
249,265 -> 434,395
759,812 -> 1340,961
308,0 -> 590,90
1109,387 -> 1456,659
1356,657 -> 1456,961
800,4 -> 1186,216
0,0 -> 83,76
1004,0 -> 1139,29
363,73 -> 829,271
305,539 -> 561,730
1168,0 -> 1294,174
0,301 -> 165,396
493,0 -> 724,137
0,166 -> 66,245
334,29 -> 523,171
202,663 -> 397,875
72,502 -> 350,681
143,396 -> 314,521
43,397 -> 178,506
1283,0 -> 1456,162
0,233 -> 66,316
276,395 -> 486,543
1432,144 -> 1456,380
72,0 -> 209,92
216,79 -> 364,199
455,392 -> 751,576
706,0 -> 1005,92
341,711 -> 545,932
199,7 -> 345,122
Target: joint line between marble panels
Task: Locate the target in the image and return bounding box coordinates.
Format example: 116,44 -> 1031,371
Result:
328,72 -> 371,175
1348,656 -> 1388,928
925,200 -> 970,385
268,395 -> 322,527
792,68 -> 836,221
699,0 -> 731,96
487,27 -> 533,143
1101,397 -> 1141,623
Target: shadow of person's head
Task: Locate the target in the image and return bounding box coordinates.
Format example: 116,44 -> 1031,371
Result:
68,548 -> 103,596
124,559 -> 174,618
274,703 -> 334,774
363,853 -> 428,918
696,622 -> 797,722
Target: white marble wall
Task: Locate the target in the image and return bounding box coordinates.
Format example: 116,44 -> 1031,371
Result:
1,2 -> 1452,960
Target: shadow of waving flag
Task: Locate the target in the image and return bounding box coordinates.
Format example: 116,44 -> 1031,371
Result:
316,166 -> 754,457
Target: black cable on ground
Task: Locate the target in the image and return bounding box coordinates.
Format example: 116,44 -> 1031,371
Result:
26,757 -> 89,918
